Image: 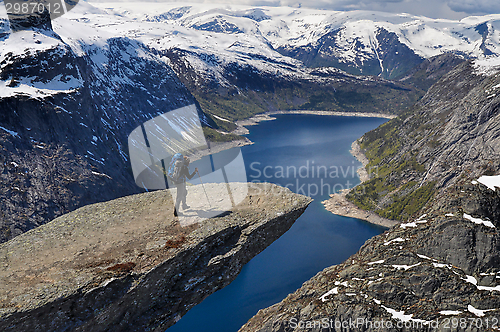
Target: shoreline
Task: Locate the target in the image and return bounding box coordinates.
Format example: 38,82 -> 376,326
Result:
191,109 -> 399,228
321,140 -> 399,228
267,110 -> 396,119
192,110 -> 396,161
188,138 -> 253,162
234,110 -> 395,132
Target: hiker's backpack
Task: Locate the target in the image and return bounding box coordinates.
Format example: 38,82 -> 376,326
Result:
167,153 -> 184,183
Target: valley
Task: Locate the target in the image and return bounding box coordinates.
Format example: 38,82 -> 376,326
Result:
0,2 -> 500,331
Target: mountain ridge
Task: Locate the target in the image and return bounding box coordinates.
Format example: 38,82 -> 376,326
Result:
92,3 -> 500,77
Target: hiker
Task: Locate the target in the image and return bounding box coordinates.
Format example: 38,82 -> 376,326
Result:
169,154 -> 198,217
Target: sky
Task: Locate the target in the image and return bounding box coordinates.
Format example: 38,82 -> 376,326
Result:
87,0 -> 500,20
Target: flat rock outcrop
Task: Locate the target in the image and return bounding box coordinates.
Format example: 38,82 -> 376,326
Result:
0,182 -> 311,332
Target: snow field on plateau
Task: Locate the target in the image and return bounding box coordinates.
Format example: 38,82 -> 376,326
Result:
88,3 -> 500,61
2,1 -> 500,99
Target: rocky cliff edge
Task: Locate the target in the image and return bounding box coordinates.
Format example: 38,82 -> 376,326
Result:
0,182 -> 311,332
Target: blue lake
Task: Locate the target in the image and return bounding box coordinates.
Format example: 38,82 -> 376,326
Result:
168,114 -> 387,332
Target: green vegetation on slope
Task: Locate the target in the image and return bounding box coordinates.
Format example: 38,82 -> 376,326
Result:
202,127 -> 246,143
346,108 -> 437,221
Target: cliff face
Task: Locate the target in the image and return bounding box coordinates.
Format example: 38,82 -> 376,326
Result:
0,25 -> 214,243
239,61 -> 500,331
347,59 -> 500,222
0,183 -> 311,332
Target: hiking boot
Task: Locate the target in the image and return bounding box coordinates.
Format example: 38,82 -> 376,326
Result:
173,208 -> 178,217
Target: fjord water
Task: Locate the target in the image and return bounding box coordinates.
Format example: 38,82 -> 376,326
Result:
168,114 -> 387,332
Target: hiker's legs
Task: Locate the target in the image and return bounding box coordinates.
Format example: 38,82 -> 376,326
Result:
181,184 -> 189,208
175,182 -> 187,210
174,183 -> 184,216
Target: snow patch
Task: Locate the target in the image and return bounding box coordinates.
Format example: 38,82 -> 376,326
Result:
0,126 -> 19,137
367,259 -> 385,265
464,274 -> 500,292
400,222 -> 417,228
440,310 -> 461,315
367,277 -> 383,285
417,254 -> 435,261
463,275 -> 477,286
473,57 -> 500,77
463,213 -> 495,228
212,114 -> 232,123
320,287 -> 338,302
392,263 -> 421,271
91,171 -> 112,179
468,304 -> 494,317
381,305 -> 430,324
383,237 -> 406,246
478,284 -> 500,292
477,175 -> 500,191
0,78 -> 80,99
433,262 -> 453,269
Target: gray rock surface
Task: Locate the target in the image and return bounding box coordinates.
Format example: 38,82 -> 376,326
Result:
0,183 -> 311,332
240,185 -> 500,332
347,59 -> 500,221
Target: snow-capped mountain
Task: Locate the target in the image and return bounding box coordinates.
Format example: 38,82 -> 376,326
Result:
86,2 -> 500,78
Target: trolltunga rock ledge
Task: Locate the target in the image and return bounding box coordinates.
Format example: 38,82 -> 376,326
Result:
0,182 -> 311,332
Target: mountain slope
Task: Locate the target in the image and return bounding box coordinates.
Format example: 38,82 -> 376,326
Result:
347,58 -> 500,221
0,16 -> 205,242
240,55 -> 500,332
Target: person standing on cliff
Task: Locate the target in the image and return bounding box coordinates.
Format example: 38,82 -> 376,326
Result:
172,156 -> 198,217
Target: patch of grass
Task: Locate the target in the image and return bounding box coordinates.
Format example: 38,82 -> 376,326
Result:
347,177 -> 395,211
378,181 -> 436,221
203,127 -> 245,143
395,156 -> 425,173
